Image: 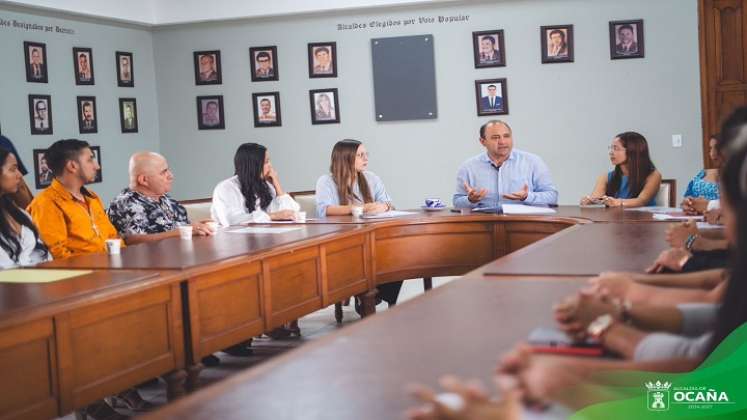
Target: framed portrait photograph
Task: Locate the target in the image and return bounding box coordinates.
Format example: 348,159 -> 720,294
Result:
77,96 -> 98,134
309,88 -> 340,125
475,78 -> 509,116
472,30 -> 505,68
252,92 -> 282,127
250,46 -> 278,82
90,145 -> 102,183
28,94 -> 53,135
116,51 -> 134,87
610,19 -> 644,59
308,42 -> 337,78
32,149 -> 54,189
193,50 -> 222,85
541,25 -> 574,63
119,98 -> 138,133
73,47 -> 95,85
196,95 -> 225,130
24,41 -> 48,83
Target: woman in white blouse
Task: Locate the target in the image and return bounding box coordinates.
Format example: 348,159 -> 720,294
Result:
211,143 -> 300,226
0,147 -> 50,268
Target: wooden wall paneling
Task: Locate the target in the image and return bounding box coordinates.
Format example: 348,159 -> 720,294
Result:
263,247 -> 323,329
56,285 -> 183,411
699,0 -> 747,167
0,318 -> 58,420
373,222 -> 494,283
187,261 -> 264,360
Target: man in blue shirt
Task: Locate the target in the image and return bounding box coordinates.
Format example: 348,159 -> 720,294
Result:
453,120 -> 558,208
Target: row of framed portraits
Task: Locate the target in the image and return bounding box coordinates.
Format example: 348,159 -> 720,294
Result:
32,145 -> 102,189
194,42 -> 337,85
23,41 -> 135,86
473,19 -> 644,67
27,95 -> 139,135
197,88 -> 340,129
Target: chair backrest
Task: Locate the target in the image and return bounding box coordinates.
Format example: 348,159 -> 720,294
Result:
290,190 -> 316,215
181,197 -> 212,222
655,179 -> 677,207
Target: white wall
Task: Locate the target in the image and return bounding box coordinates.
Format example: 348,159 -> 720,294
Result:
153,0 -> 703,207
0,6 -> 160,203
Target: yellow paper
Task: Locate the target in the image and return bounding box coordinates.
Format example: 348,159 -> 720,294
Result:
0,269 -> 93,284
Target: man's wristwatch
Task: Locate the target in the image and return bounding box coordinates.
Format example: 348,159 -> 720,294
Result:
587,314 -> 615,340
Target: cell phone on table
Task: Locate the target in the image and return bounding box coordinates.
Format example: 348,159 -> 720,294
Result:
527,327 -> 604,357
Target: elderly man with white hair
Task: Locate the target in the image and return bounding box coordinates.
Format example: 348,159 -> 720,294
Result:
107,151 -> 213,244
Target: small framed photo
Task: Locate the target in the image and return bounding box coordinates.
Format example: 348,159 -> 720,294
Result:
119,98 -> 138,133
252,92 -> 282,127
541,25 -> 574,63
475,79 -> 509,116
308,42 -> 337,78
309,88 -> 340,125
32,149 -> 54,189
472,30 -> 505,68
73,47 -> 95,85
90,146 -> 102,184
610,19 -> 644,59
250,46 -> 278,82
116,51 -> 134,87
194,50 -> 222,85
28,94 -> 53,135
77,96 -> 98,134
24,41 -> 48,83
196,95 -> 225,130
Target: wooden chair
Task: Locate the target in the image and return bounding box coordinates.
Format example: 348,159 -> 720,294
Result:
656,179 -> 677,207
181,197 -> 212,222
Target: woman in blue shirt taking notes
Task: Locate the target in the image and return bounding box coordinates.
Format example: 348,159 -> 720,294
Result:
580,132 -> 662,207
315,139 -> 401,307
681,134 -> 721,214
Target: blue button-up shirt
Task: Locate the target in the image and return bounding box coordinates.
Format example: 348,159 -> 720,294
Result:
453,149 -> 558,208
315,171 -> 392,217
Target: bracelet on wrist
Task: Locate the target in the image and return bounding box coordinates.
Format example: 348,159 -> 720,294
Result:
685,234 -> 699,250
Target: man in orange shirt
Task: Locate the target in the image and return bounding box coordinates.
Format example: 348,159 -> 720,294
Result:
28,139 -> 120,259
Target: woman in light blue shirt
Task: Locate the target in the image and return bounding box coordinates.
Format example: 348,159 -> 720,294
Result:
315,139 -> 392,217
581,132 -> 661,207
315,139 -> 401,306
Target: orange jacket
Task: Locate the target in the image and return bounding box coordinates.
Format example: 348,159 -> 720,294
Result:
28,179 -> 120,259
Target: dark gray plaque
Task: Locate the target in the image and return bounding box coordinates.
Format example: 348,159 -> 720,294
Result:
371,34 -> 437,122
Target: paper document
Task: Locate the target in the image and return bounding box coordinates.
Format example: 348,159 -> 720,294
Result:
227,227 -> 303,234
502,204 -> 557,215
0,269 -> 93,284
361,210 -> 417,219
697,222 -> 723,230
626,206 -> 680,213
652,213 -> 703,221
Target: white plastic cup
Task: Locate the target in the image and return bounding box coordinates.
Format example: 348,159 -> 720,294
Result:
105,239 -> 122,255
351,206 -> 364,218
296,211 -> 307,222
178,225 -> 193,240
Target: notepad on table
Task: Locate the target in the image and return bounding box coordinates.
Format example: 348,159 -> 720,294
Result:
227,227 -> 303,234
502,204 -> 557,215
361,210 -> 417,219
0,269 -> 93,284
652,213 -> 703,221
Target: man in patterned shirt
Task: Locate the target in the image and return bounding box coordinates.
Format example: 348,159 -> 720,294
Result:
108,151 -> 214,244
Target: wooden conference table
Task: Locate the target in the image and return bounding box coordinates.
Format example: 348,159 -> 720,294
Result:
0,206 -> 672,419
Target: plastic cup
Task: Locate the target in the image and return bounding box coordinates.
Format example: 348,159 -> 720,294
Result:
296,211 -> 307,222
178,225 -> 193,240
105,239 -> 122,255
351,206 -> 364,218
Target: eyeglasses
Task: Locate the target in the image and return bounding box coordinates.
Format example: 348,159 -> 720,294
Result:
608,145 -> 625,152
356,152 -> 369,159
258,59 -> 269,63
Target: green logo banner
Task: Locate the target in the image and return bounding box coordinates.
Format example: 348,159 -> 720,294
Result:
570,324 -> 747,419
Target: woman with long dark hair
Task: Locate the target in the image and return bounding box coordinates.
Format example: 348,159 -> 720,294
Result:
211,142 -> 299,226
580,132 -> 662,207
681,134 -> 722,214
0,147 -> 49,267
315,139 -> 401,306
